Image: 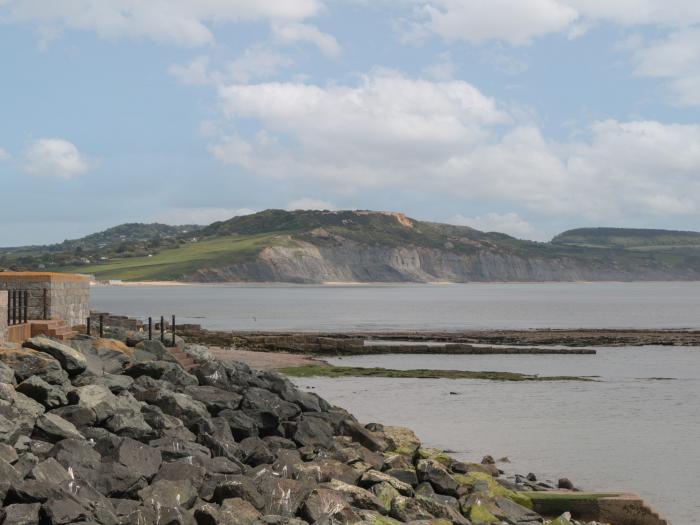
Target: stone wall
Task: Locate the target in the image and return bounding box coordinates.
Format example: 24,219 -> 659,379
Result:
0,291 -> 7,344
0,272 -> 90,327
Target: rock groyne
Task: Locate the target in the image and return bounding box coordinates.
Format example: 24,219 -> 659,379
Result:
0,333 -> 667,525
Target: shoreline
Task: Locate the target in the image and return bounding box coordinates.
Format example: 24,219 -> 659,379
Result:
90,279 -> 700,286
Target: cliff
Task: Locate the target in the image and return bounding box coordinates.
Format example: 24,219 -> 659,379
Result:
4,210 -> 700,282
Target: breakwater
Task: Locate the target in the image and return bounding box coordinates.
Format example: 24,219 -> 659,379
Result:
0,330 -> 668,524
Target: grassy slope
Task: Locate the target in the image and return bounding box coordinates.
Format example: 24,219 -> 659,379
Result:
59,233 -> 284,280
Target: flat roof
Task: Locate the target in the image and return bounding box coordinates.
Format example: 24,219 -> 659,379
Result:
0,272 -> 90,282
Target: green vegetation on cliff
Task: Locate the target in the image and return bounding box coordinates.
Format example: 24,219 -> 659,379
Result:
552,227 -> 700,250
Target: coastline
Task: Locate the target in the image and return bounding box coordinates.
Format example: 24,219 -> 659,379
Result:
90,278 -> 700,286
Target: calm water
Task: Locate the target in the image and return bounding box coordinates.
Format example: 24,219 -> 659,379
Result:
91,282 -> 700,523
91,281 -> 700,331
294,348 -> 700,525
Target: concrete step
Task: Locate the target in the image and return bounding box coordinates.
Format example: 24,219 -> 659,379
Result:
165,347 -> 196,371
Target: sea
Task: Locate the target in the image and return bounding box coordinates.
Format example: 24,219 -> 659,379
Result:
92,282 -> 700,524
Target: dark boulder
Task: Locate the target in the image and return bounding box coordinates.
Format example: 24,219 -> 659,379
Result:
301,488 -> 361,525
218,409 -> 258,440
293,416 -> 334,450
183,385 -> 242,415
124,361 -> 198,389
33,413 -> 84,443
49,406 -> 97,429
241,388 -> 300,422
415,459 -> 459,497
0,348 -> 69,386
212,476 -> 265,510
41,497 -> 94,524
238,436 -> 274,467
134,388 -> 208,427
23,337 -> 87,376
16,376 -> 68,410
2,502 -> 42,525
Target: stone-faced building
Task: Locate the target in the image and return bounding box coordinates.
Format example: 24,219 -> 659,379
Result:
0,272 -> 90,343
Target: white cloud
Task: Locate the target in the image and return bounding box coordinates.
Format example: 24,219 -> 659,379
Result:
413,0 -> 578,45
151,207 -> 257,225
22,138 -> 90,179
632,28 -> 700,106
450,212 -> 542,240
0,147 -> 9,160
209,72 -> 700,222
1,0 -> 322,46
287,198 -> 336,211
271,21 -> 341,57
169,47 -> 294,87
406,1 -> 700,46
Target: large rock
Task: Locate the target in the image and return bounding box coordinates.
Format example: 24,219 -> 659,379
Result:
1,503 -> 42,525
293,416 -> 334,449
241,387 -> 301,422
134,387 -> 208,427
41,496 -> 94,524
360,470 -> 414,496
124,361 -> 198,389
389,495 -> 435,522
70,337 -> 133,374
138,479 -> 198,509
30,458 -> 72,484
301,488 -> 362,525
49,405 -> 97,429
109,437 -> 162,480
212,476 -> 265,510
23,337 -> 87,376
340,420 -> 389,452
183,385 -> 242,415
16,376 -> 68,410
0,348 -> 69,386
0,360 -> 14,385
416,459 -> 460,497
324,479 -> 387,514
383,426 -> 421,457
33,413 -> 84,443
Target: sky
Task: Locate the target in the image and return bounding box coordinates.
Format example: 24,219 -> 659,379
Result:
1,0 -> 700,245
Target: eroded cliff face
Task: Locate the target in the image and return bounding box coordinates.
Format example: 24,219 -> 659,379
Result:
183,238 -> 700,283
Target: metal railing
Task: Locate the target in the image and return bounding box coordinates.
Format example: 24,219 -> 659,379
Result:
6,289 -> 48,325
87,313 -> 178,347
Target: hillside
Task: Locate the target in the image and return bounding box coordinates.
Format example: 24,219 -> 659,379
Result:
2,210 -> 700,282
553,227 -> 700,250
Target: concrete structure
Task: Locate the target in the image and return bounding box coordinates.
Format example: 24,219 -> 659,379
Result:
0,272 -> 90,327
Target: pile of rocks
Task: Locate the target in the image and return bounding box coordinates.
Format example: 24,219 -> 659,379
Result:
1,334 -> 601,525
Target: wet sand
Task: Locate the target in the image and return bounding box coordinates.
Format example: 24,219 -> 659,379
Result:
205,346 -> 325,370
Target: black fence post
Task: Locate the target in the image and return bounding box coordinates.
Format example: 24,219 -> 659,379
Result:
23,290 -> 28,323
43,289 -> 48,320
87,317 -> 91,336
171,315 -> 176,347
99,314 -> 104,338
160,316 -> 165,344
148,317 -> 153,341
11,290 -> 17,325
